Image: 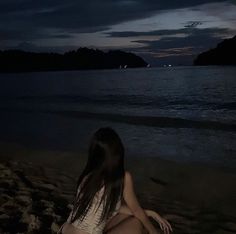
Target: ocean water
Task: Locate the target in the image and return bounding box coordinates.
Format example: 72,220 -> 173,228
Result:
0,66 -> 236,168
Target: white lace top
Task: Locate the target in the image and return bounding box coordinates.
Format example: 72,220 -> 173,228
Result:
66,184 -> 121,234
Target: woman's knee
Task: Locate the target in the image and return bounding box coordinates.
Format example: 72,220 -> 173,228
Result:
125,217 -> 147,234
128,217 -> 142,226
104,216 -> 146,234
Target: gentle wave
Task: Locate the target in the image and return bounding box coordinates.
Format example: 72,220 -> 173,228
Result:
2,108 -> 235,132
1,95 -> 236,110
52,110 -> 236,131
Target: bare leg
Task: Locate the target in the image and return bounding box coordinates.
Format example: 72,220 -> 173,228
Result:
104,214 -> 148,234
104,213 -> 131,231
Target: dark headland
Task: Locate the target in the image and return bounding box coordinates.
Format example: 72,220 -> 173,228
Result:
0,48 -> 147,73
194,35 -> 236,66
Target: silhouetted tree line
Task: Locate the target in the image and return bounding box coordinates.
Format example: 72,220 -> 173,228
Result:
0,47 -> 147,73
194,35 -> 236,66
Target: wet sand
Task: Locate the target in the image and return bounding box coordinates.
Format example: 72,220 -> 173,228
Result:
1,141 -> 236,234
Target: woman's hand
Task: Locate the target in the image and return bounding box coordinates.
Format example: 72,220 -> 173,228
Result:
146,210 -> 173,234
155,216 -> 172,234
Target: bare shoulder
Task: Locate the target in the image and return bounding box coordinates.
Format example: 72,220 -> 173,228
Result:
124,170 -> 133,185
124,170 -> 131,178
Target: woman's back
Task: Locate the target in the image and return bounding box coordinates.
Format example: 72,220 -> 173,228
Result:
60,177 -> 122,234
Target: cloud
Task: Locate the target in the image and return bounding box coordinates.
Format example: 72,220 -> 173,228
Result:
184,21 -> 203,28
0,0 -> 227,42
131,27 -> 233,50
106,26 -> 233,38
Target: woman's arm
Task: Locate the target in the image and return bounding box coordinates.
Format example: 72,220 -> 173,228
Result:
119,205 -> 160,217
123,171 -> 159,234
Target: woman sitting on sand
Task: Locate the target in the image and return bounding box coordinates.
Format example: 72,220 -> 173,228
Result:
58,127 -> 172,234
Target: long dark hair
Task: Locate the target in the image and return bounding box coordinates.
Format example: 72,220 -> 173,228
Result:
70,127 -> 125,224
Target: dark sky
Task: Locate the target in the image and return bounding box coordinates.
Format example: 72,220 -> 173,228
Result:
1,0 -> 236,65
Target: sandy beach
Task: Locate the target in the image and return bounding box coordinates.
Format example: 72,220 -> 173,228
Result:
1,141 -> 236,234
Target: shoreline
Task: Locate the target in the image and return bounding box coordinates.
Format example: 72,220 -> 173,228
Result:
0,139 -> 235,173
1,141 -> 236,233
